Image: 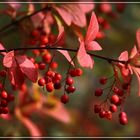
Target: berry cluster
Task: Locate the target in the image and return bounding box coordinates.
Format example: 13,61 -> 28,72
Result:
94,75 -> 130,125
0,90 -> 14,115
27,27 -> 56,46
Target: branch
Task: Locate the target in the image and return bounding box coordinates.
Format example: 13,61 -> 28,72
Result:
0,46 -> 126,64
0,6 -> 51,33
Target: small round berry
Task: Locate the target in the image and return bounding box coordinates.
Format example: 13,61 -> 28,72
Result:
34,63 -> 39,69
0,99 -> 8,107
75,68 -> 83,76
95,88 -> 103,96
105,111 -> 112,120
0,70 -> 7,77
66,85 -> 76,93
33,50 -> 40,56
122,83 -> 129,90
54,82 -> 61,89
2,107 -> 9,114
31,29 -> 40,38
99,77 -> 107,85
119,112 -> 127,118
0,91 -> 8,99
38,78 -> 46,86
69,69 -> 77,77
29,57 -> 35,63
119,116 -> 128,125
6,94 -> 15,102
50,62 -> 58,70
45,76 -> 52,84
66,77 -> 73,85
94,104 -> 101,113
42,53 -> 52,63
61,94 -> 69,104
99,110 -> 106,118
54,73 -> 62,82
40,36 -> 49,45
110,104 -> 117,113
46,82 -> 54,92
46,70 -> 55,78
110,94 -> 120,104
38,62 -> 46,70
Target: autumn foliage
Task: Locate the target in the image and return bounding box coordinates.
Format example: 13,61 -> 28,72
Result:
0,1 -> 140,137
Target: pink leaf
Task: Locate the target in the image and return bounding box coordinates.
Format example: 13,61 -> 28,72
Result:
78,3 -> 95,13
8,66 -> 24,88
15,55 -> 38,83
3,51 -> 16,68
54,6 -> 72,26
132,68 -> 140,96
0,43 -> 6,56
58,50 -> 74,66
85,12 -> 99,43
77,41 -> 94,68
15,108 -> 42,137
54,4 -> 86,27
31,12 -> 44,28
53,26 -> 65,46
118,51 -> 128,61
130,45 -> 138,59
136,28 -> 140,50
41,100 -> 71,124
86,41 -> 102,51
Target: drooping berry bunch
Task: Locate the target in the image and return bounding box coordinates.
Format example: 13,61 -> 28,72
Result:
0,90 -> 15,115
94,72 -> 130,125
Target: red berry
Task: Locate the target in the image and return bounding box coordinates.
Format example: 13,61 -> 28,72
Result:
0,70 -> 7,77
95,88 -> 103,96
54,81 -> 61,89
42,53 -> 52,63
110,104 -> 117,113
75,68 -> 83,76
38,62 -> 46,70
105,111 -> 112,120
46,70 -> 55,78
31,29 -> 40,38
46,82 -> 54,92
33,50 -> 40,56
99,77 -> 107,85
50,62 -> 58,70
94,104 -> 101,113
60,94 -> 69,104
2,107 -> 9,114
122,83 -> 129,90
0,91 -> 8,99
69,69 -> 77,77
28,57 -> 35,63
119,116 -> 128,125
66,77 -> 73,85
53,73 -> 62,82
110,94 -> 120,104
34,63 -> 39,69
40,36 -> 49,45
45,76 -> 52,84
66,85 -> 76,93
99,110 -> 106,118
96,31 -> 105,39
38,78 -> 46,86
0,99 -> 8,107
119,112 -> 127,118
6,94 -> 15,102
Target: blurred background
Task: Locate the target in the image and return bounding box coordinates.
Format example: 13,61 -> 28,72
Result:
0,2 -> 140,137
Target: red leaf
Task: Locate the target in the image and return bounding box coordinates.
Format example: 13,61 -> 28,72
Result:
53,26 -> 65,46
78,3 -> 95,13
136,28 -> 140,50
3,51 -> 16,68
15,108 -> 42,137
0,43 -> 6,56
86,41 -> 102,51
8,66 -> 24,88
55,4 -> 86,27
58,50 -> 74,66
85,12 -> 99,43
15,55 -> 38,83
54,6 -> 72,26
77,41 -> 94,68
